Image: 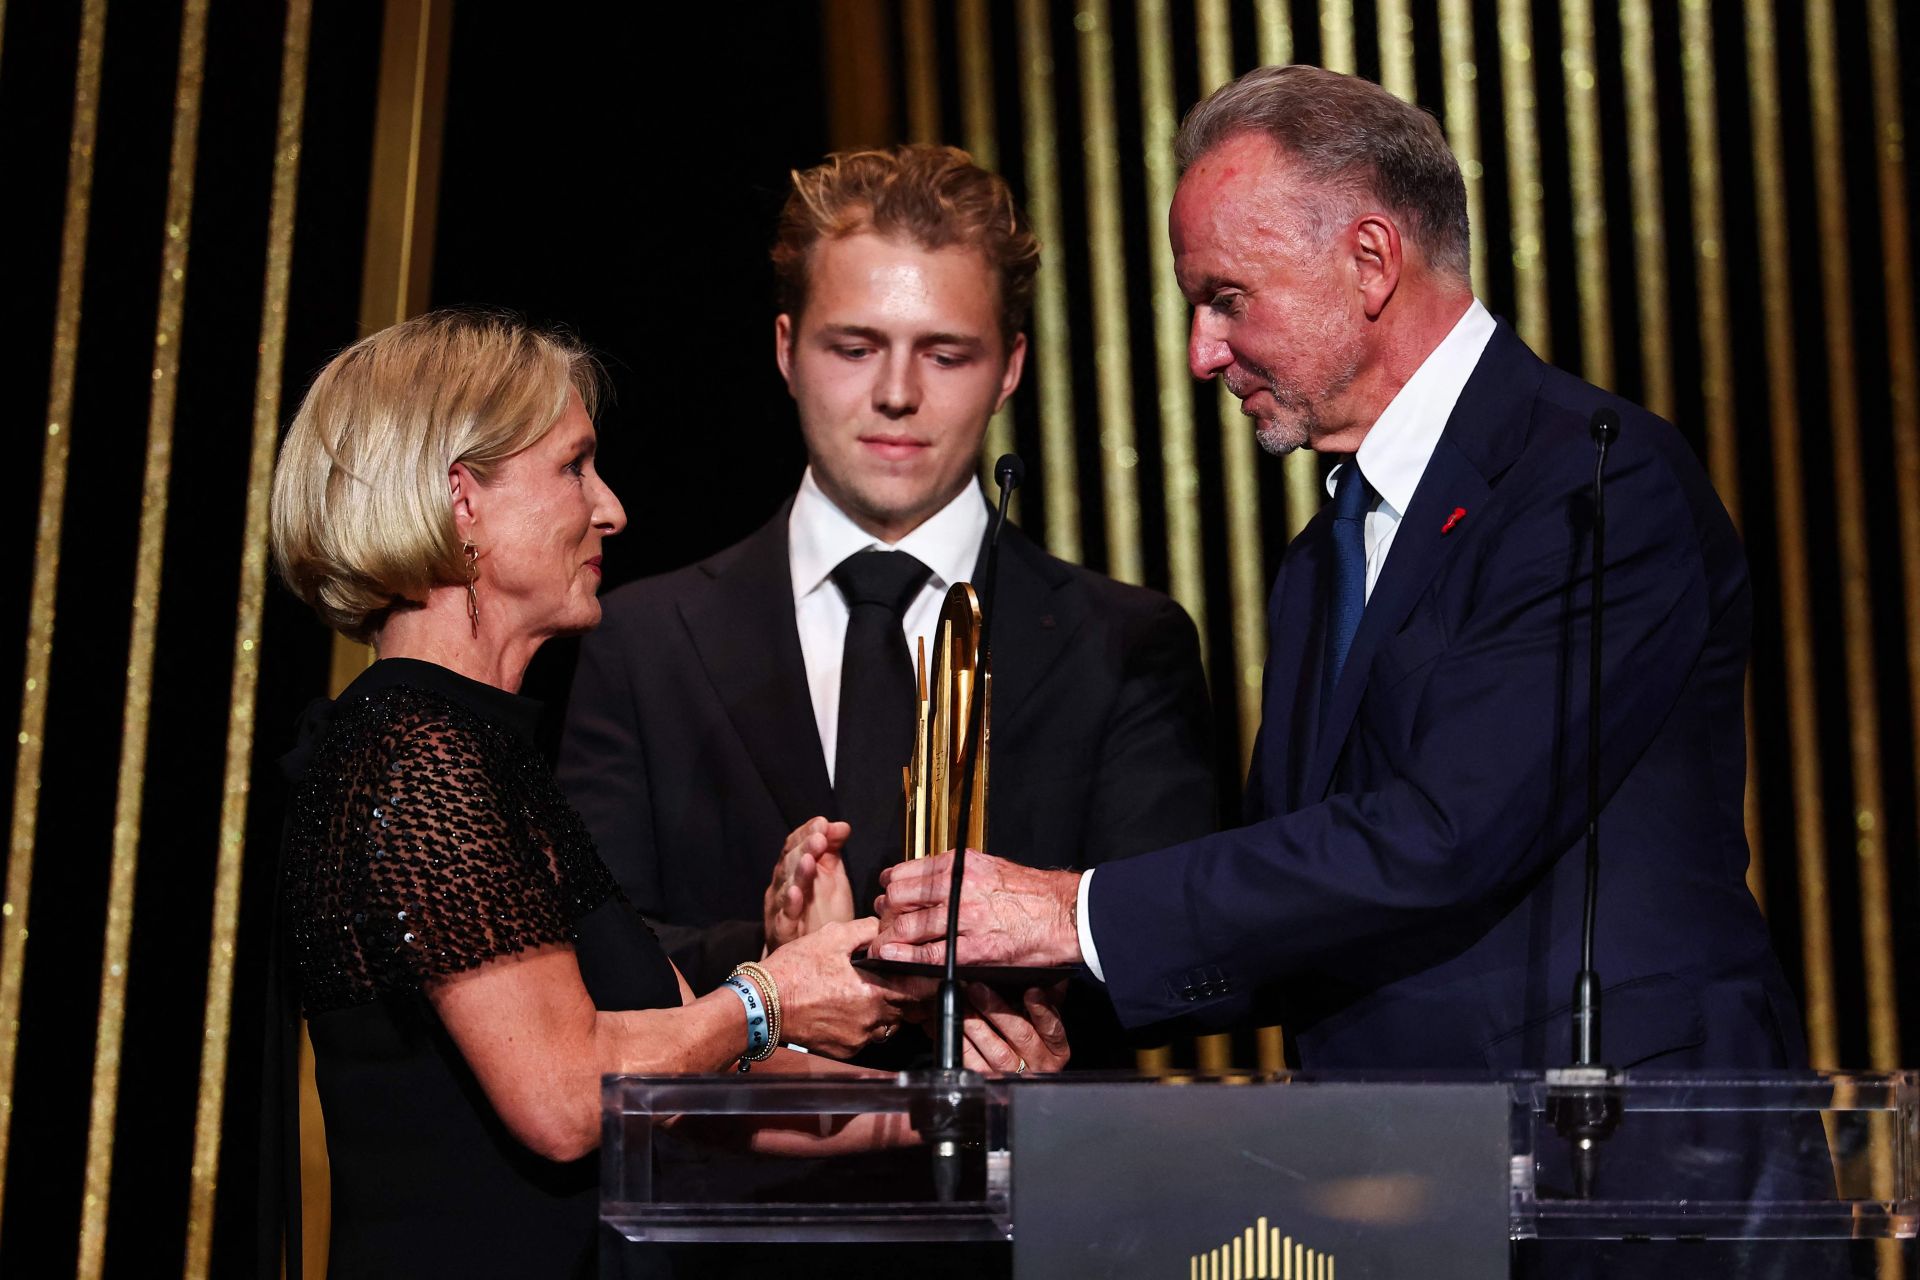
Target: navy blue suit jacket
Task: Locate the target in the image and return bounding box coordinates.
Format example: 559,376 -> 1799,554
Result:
1089,323 -> 1806,1072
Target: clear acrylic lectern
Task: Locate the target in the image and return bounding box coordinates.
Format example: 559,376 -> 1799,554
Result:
603,1069 -> 1918,1277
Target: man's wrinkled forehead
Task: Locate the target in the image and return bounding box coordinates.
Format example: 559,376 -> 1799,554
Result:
1181,135 -> 1351,245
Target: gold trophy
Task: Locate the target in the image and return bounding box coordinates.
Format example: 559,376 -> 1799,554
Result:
855,456 -> 1064,985
902,583 -> 989,865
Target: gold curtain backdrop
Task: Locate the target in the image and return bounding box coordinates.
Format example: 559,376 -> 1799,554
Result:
0,0 -> 1916,1274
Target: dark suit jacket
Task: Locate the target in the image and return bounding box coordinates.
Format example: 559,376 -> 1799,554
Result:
557,500 -> 1215,1063
1089,323 -> 1806,1073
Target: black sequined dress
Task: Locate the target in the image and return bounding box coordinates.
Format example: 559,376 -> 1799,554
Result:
278,658 -> 680,1279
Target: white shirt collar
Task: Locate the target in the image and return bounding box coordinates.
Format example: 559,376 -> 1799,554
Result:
789,467 -> 989,604
1326,297 -> 1497,510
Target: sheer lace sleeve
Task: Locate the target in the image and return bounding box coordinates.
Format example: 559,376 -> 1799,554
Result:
286,687 -> 618,1013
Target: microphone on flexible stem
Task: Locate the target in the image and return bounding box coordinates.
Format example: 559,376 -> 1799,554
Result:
926,453 -> 1024,1202
1547,408 -> 1623,1200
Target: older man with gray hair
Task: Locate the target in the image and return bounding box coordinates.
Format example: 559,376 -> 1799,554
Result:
877,65 -> 1803,1087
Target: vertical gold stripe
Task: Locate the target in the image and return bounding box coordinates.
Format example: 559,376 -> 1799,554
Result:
1017,0 -> 1080,561
956,0 -> 996,169
1625,9 -> 1763,936
1804,0 -> 1900,1074
1673,0 -> 1766,910
823,0 -> 896,147
1865,0 -> 1920,928
1318,0 -> 1356,74
1253,0 -> 1294,65
80,3 -> 209,1273
1741,0 -> 1836,1068
1374,0 -> 1415,101
1197,3 -> 1271,773
1196,1032 -> 1233,1072
183,3 -> 312,1274
1499,0 -> 1549,356
1075,0 -> 1143,584
0,0 -> 107,1241
1617,0 -> 1673,420
1437,0 -> 1488,299
1196,1 -> 1231,98
1256,1024 -> 1285,1070
333,0 -> 455,692
1257,1217 -> 1269,1276
1559,0 -> 1611,386
902,0 -> 939,144
329,632 -> 373,699
1138,0 -> 1207,648
1282,466 -> 1320,551
357,0 -> 450,334
957,0 -> 1018,508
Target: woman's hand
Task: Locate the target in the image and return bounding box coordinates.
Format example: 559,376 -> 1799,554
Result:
758,918 -> 932,1059
763,817 -> 856,952
958,982 -> 1071,1077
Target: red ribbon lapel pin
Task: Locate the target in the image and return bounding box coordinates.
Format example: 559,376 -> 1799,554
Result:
1441,506 -> 1467,534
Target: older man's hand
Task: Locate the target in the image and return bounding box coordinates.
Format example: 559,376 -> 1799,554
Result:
872,849 -> 1083,970
957,981 -> 1071,1076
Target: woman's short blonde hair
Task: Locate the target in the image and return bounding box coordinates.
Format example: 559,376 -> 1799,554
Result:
270,309 -> 603,642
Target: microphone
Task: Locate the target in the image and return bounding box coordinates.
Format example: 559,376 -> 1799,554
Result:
1574,407 -> 1617,1064
924,453 -> 1023,1202
938,453 -> 1022,1070
1547,407 -> 1623,1200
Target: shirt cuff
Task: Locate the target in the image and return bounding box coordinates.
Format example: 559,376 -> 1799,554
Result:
1076,868 -> 1104,983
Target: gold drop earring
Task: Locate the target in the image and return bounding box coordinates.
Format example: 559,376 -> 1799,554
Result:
462,540 -> 480,637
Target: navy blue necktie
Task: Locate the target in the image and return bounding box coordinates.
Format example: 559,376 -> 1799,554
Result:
1322,461 -> 1373,704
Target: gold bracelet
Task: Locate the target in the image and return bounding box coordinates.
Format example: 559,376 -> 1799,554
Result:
729,962 -> 781,1059
736,962 -> 782,1049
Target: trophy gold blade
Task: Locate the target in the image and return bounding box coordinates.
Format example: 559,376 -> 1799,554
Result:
911,636 -> 929,860
931,618 -> 952,854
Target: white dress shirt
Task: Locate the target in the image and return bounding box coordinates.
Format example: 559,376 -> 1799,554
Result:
789,467 -> 989,785
1076,298 -> 1498,981
1328,297 -> 1496,602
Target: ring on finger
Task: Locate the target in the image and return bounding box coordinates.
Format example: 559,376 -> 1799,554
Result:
1014,1059 -> 1028,1075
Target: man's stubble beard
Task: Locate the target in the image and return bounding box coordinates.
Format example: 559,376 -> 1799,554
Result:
1236,346 -> 1361,457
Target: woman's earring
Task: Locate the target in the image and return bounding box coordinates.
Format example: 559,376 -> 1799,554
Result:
462,540 -> 480,637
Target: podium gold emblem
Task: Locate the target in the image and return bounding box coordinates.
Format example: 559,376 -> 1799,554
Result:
1189,1215 -> 1332,1279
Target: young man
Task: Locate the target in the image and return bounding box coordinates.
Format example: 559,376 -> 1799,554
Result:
559,145 -> 1214,1068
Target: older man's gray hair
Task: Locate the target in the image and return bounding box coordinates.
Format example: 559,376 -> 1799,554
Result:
1174,65 -> 1472,283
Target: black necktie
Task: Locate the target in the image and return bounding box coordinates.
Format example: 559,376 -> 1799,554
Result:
831,549 -> 932,903
1322,461 -> 1373,710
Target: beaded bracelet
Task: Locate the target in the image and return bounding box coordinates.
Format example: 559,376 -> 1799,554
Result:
730,961 -> 782,1059
723,974 -> 774,1064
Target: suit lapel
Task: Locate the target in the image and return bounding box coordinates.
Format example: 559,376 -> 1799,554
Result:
678,504 -> 836,829
1302,322 -> 1541,801
977,523 -> 1076,729
1261,511 -> 1333,813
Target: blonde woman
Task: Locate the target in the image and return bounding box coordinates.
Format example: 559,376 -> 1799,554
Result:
269,310 -> 931,1278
